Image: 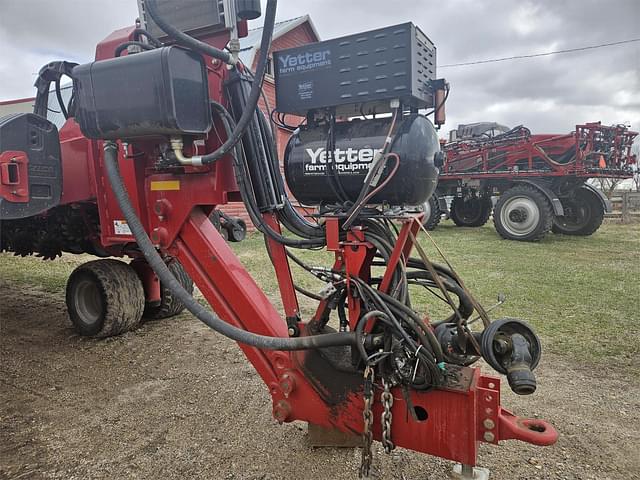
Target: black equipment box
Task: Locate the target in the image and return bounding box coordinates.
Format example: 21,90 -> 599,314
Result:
0,113 -> 62,219
137,0 -> 227,41
73,46 -> 212,140
274,22 -> 436,116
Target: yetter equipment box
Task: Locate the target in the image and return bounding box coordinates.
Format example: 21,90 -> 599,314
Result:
274,22 -> 437,116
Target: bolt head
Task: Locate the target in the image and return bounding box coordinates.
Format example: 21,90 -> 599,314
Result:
483,418 -> 495,430
483,431 -> 495,442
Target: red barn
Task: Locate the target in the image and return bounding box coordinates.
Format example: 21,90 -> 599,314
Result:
219,15 -> 320,229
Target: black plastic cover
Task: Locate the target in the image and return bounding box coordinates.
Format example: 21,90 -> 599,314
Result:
137,0 -> 226,42
73,46 -> 211,140
274,22 -> 436,116
0,113 -> 62,219
284,115 -> 440,206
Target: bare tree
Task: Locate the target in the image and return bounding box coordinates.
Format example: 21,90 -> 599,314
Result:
593,177 -> 623,198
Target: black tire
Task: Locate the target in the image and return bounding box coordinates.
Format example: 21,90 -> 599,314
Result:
422,194 -> 442,230
225,218 -> 247,243
552,188 -> 604,236
493,185 -> 553,241
143,259 -> 194,320
450,196 -> 493,227
66,259 -> 145,337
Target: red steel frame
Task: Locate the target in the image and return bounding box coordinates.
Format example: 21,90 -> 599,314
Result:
23,26 -> 559,467
441,123 -> 638,182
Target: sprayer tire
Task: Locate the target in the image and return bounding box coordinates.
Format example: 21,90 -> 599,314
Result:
552,188 -> 604,236
450,196 -> 492,227
143,260 -> 193,320
493,185 -> 553,241
422,194 -> 442,230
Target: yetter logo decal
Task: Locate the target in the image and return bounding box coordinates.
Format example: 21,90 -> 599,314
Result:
304,147 -> 382,175
278,50 -> 331,74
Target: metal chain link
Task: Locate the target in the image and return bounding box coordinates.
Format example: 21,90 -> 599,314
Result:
381,379 -> 395,454
359,365 -> 374,479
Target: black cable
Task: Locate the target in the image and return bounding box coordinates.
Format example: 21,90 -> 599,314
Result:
439,37 -> 640,68
55,79 -> 68,119
103,141 -> 355,350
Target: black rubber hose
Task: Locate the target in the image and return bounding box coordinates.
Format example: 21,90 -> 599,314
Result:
132,28 -> 162,47
103,142 -> 355,350
145,0 -> 232,64
198,0 -> 278,164
54,79 -> 68,120
114,41 -> 155,57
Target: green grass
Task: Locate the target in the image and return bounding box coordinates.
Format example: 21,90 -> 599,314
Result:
1,221 -> 638,369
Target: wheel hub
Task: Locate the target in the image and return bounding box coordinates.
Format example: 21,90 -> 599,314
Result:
509,209 -> 528,223
74,279 -> 103,324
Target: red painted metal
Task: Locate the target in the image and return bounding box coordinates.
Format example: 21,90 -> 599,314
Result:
130,257 -> 162,304
262,212 -> 300,320
0,151 -> 29,203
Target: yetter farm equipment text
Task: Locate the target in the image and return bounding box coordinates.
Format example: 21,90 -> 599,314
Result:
0,1 -> 558,477
424,122 -> 637,241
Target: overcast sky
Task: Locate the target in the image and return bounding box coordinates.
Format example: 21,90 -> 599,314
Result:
0,0 -> 638,134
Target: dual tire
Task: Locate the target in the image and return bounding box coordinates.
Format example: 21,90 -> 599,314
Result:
66,258 -> 193,338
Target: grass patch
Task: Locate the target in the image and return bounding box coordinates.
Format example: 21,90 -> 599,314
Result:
1,222 -> 638,368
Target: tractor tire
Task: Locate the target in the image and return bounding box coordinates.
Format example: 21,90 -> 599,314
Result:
422,194 -> 442,230
225,218 -> 247,243
66,259 -> 145,337
450,196 -> 493,227
552,188 -> 604,236
493,185 -> 553,241
143,259 -> 194,320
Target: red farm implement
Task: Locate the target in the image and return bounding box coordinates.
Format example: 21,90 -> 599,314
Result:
423,122 -> 637,241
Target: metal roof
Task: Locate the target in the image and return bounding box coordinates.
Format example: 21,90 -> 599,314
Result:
238,14 -> 319,67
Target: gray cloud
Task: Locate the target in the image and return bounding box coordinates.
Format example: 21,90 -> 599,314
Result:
0,0 -> 638,135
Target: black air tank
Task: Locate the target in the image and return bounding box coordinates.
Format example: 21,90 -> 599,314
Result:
284,115 -> 439,206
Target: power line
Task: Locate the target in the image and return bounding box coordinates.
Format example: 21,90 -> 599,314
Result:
438,38 -> 640,68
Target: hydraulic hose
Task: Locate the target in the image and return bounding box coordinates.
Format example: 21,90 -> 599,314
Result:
255,108 -> 325,240
103,142 -> 355,350
145,0 -> 232,64
188,0 -> 278,165
211,102 -> 324,248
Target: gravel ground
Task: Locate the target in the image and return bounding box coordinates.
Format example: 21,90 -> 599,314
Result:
1,281 -> 639,480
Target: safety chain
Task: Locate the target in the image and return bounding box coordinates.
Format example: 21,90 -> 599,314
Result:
359,365 -> 374,479
381,379 -> 395,454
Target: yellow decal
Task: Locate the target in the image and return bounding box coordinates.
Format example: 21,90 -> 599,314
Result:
150,180 -> 181,191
